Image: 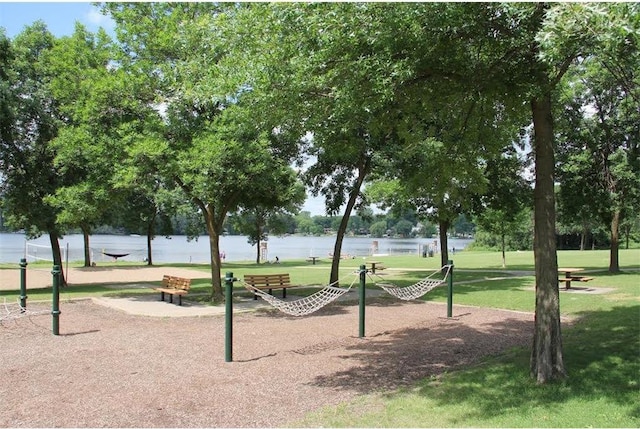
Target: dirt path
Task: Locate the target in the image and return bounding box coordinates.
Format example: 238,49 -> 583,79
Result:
0,265 -> 209,291
0,297 -> 534,427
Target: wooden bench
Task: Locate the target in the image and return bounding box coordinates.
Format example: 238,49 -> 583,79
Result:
154,275 -> 191,305
559,276 -> 595,290
244,273 -> 297,300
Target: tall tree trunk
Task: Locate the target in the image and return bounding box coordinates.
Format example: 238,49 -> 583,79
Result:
501,231 -> 506,269
203,203 -> 224,302
438,219 -> 450,269
147,225 -> 153,265
48,231 -> 66,286
530,94 -> 566,383
146,212 -> 156,265
329,161 -> 369,285
256,218 -> 263,264
609,210 -> 621,273
580,225 -> 587,251
81,225 -> 91,267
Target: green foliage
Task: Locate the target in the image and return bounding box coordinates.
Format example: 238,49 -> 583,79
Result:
369,220 -> 388,238
295,212 -> 324,236
0,22 -> 62,245
555,43 -> 640,259
472,208 -> 534,252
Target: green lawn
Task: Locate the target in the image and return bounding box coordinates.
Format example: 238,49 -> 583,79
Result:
2,248 -> 639,427
291,249 -> 640,428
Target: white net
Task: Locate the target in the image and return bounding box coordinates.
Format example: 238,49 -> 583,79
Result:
371,265 -> 452,301
25,243 -> 66,263
0,298 -> 50,322
242,275 -> 358,317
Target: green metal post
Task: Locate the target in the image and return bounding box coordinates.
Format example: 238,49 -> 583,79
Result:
359,264 -> 366,338
225,272 -> 235,362
52,265 -> 61,335
447,259 -> 454,318
19,258 -> 28,313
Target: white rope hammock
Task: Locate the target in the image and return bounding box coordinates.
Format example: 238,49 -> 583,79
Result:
241,274 -> 359,317
0,298 -> 50,322
370,264 -> 452,301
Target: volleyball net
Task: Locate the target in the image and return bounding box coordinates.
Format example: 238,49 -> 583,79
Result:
25,242 -> 68,264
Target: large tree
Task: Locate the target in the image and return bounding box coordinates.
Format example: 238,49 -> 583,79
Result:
556,52 -> 640,271
45,25 -> 115,266
0,23 -> 67,281
474,147 -> 533,268
232,2 -> 525,280
224,3 -> 420,284
47,23 -> 166,267
525,2 -> 638,381
103,3 -> 304,300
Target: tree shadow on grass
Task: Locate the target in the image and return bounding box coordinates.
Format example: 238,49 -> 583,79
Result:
411,305 -> 639,423
307,304 -> 638,423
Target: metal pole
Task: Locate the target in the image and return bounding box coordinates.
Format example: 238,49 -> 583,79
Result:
359,264 -> 366,338
19,258 -> 28,312
225,272 -> 235,362
447,259 -> 454,318
52,265 -> 61,335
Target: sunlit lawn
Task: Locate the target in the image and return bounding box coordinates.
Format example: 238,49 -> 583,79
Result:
292,249 -> 640,428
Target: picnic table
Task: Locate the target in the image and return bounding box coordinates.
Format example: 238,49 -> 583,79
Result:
367,261 -> 385,274
558,267 -> 594,289
306,256 -> 320,265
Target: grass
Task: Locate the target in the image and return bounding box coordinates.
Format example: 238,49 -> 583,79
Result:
291,250 -> 640,428
295,302 -> 639,428
2,248 -> 639,427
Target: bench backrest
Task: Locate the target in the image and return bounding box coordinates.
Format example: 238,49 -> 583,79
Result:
163,275 -> 191,291
244,273 -> 291,288
162,275 -> 172,288
171,277 -> 191,291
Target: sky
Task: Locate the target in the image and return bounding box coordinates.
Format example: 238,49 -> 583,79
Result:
0,2 -> 114,38
0,1 -> 331,215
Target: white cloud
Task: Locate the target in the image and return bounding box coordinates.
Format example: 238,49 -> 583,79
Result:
84,6 -> 115,32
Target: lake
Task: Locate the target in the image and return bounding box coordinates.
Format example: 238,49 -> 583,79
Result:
0,232 -> 473,264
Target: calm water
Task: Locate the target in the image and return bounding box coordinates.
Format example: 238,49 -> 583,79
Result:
0,232 -> 472,264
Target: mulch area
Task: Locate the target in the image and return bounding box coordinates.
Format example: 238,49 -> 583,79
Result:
0,297 -> 534,427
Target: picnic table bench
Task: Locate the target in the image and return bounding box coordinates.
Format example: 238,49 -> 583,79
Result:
154,275 -> 191,305
558,268 -> 594,289
244,273 -> 298,300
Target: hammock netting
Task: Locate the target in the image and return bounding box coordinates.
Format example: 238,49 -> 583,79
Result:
1,298 -> 50,322
241,265 -> 452,316
241,275 -> 358,317
371,264 -> 452,301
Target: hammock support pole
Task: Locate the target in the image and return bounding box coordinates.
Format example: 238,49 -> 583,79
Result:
359,265 -> 366,338
52,265 -> 61,335
225,272 -> 236,362
19,258 -> 27,313
447,260 -> 454,318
